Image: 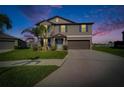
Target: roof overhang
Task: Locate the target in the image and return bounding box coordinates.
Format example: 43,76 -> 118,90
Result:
52,23 -> 94,25
51,33 -> 67,38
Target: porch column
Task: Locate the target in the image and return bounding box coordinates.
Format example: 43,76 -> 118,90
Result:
90,39 -> 92,49
52,38 -> 55,46
63,38 -> 66,45
64,38 -> 67,45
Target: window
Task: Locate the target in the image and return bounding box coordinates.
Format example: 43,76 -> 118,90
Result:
44,25 -> 48,29
44,25 -> 50,32
80,25 -> 88,32
81,25 -> 86,32
88,25 -> 92,32
60,25 -> 66,32
56,18 -> 59,22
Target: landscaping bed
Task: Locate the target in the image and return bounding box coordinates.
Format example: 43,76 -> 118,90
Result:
0,65 -> 59,87
93,47 -> 124,57
0,49 -> 68,61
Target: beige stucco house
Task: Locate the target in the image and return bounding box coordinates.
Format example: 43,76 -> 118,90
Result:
0,32 -> 16,53
36,16 -> 94,49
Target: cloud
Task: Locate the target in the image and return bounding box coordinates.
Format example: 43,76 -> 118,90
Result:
17,5 -> 63,22
17,6 -> 52,22
92,30 -> 111,36
92,6 -> 124,36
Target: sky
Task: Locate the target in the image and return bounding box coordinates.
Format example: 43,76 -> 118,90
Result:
0,5 -> 124,43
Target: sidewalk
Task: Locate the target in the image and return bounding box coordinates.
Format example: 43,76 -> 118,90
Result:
0,58 -> 67,67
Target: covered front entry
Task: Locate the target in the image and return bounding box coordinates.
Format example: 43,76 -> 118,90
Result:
68,40 -> 90,49
51,33 -> 67,50
55,38 -> 63,50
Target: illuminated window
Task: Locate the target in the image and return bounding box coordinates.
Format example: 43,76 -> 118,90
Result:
44,25 -> 48,29
60,25 -> 66,32
44,25 -> 51,32
81,25 -> 86,32
56,18 -> 59,22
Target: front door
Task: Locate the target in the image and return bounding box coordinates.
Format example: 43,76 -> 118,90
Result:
55,38 -> 63,50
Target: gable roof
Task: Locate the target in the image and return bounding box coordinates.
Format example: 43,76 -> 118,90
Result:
36,16 -> 76,25
0,32 -> 18,42
36,16 -> 94,25
47,16 -> 76,23
36,20 -> 54,25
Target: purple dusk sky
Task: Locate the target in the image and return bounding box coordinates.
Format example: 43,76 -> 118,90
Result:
0,5 -> 124,43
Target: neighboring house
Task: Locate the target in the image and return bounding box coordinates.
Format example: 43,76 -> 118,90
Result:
15,39 -> 28,49
108,41 -> 114,47
0,32 -> 16,53
0,32 -> 28,53
36,16 -> 94,49
114,31 -> 124,48
93,43 -> 109,47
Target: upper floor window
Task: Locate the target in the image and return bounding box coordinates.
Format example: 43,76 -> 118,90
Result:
56,18 -> 59,23
44,25 -> 48,29
44,25 -> 51,32
60,25 -> 66,32
80,24 -> 88,32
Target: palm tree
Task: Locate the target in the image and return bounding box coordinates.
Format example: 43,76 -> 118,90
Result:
38,25 -> 48,51
22,28 -> 40,51
0,14 -> 12,32
22,24 -> 49,51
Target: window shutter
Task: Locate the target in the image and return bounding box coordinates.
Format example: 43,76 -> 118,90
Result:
86,25 -> 88,32
65,25 -> 67,32
79,25 -> 81,32
48,26 -> 50,32
59,26 -> 61,32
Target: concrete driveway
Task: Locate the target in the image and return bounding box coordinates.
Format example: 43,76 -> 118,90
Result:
35,50 -> 124,87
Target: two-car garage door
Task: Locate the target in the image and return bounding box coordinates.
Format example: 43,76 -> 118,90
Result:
68,40 -> 90,49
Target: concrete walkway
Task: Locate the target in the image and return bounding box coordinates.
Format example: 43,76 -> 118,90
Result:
35,50 -> 124,87
0,58 -> 67,67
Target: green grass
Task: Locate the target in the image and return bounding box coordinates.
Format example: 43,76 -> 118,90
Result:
0,49 -> 67,61
93,47 -> 124,57
0,65 -> 58,87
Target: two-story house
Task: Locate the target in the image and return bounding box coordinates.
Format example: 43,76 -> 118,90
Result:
36,16 -> 94,49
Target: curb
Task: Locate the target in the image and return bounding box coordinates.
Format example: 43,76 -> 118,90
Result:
60,54 -> 69,67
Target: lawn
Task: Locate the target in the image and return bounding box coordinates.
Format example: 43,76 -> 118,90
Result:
0,65 -> 58,87
93,47 -> 124,57
0,49 -> 67,61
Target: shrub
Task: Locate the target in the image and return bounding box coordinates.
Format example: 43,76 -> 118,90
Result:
14,46 -> 29,49
51,45 -> 57,51
63,45 -> 68,50
32,44 -> 38,51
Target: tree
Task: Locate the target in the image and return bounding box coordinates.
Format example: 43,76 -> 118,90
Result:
22,28 -> 40,51
22,24 -> 49,51
0,14 -> 12,32
39,25 -> 48,51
